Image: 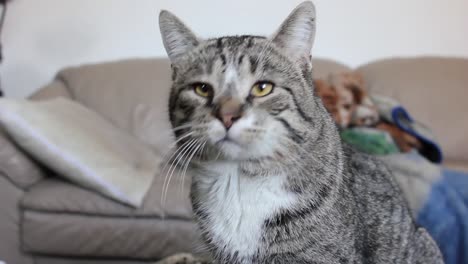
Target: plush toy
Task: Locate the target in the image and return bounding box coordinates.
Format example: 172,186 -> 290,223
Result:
313,79 -> 340,123
328,72 -> 380,127
314,71 -> 422,154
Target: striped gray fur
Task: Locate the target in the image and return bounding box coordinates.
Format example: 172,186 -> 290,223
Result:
159,2 -> 444,263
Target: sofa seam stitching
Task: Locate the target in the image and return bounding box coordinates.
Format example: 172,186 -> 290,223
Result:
0,170 -> 24,190
22,207 -> 194,221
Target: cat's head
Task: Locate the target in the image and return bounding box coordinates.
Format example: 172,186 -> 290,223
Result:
159,2 -> 326,162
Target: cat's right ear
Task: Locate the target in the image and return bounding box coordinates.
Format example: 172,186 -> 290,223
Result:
271,1 -> 316,62
159,10 -> 199,63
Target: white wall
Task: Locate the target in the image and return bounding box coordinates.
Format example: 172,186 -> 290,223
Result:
2,0 -> 468,98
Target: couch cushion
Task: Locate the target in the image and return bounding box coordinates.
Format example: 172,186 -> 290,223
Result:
357,57 -> 468,163
21,170 -> 193,219
34,257 -> 147,264
0,129 -> 44,189
54,58 -> 175,154
20,171 -> 195,259
21,210 -> 198,260
0,98 -> 158,207
0,177 -> 34,264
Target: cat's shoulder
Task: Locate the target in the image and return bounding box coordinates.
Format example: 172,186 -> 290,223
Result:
342,143 -> 389,175
342,143 -> 401,195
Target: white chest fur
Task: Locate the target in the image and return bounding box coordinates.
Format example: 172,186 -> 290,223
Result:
193,162 -> 297,259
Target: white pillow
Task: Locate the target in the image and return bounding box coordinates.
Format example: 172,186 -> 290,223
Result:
0,98 -> 159,207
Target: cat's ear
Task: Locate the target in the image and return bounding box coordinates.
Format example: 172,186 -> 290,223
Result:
271,1 -> 316,61
159,10 -> 199,63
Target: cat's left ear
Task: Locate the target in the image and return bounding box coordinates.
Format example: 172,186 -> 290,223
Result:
159,10 -> 199,63
271,1 -> 316,61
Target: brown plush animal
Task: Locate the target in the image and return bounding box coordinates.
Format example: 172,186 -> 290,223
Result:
313,79 -> 340,122
314,71 -> 422,153
328,72 -> 379,128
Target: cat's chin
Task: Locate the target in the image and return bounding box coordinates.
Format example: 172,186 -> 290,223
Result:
215,139 -> 246,160
211,141 -> 252,161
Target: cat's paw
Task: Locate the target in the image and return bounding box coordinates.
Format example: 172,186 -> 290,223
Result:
154,253 -> 212,264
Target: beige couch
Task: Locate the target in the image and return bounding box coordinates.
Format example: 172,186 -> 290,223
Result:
0,57 -> 467,264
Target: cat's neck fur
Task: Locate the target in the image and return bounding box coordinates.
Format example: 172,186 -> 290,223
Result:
191,162 -> 295,261
191,132 -> 345,263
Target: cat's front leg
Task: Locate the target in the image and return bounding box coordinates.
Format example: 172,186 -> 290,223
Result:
266,254 -> 330,264
153,253 -> 213,264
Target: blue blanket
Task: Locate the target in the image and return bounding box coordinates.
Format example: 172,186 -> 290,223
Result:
380,153 -> 468,264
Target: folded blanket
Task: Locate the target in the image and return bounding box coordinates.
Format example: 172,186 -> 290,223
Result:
379,152 -> 468,264
372,95 -> 443,163
340,127 -> 399,155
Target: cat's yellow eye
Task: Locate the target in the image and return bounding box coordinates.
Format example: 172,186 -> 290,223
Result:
193,83 -> 212,97
251,82 -> 274,97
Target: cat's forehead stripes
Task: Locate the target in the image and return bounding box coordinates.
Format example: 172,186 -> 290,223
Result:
202,36 -> 267,74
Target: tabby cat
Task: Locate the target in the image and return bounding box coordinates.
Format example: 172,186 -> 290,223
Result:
158,2 -> 444,263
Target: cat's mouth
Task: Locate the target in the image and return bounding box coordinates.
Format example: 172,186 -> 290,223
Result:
211,135 -> 246,160
216,136 -> 241,147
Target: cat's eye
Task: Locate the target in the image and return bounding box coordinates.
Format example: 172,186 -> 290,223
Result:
192,83 -> 213,97
251,82 -> 274,97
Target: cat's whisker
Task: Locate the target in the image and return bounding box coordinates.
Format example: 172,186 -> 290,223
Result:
162,138 -> 198,203
214,149 -> 222,162
160,138 -> 196,209
163,130 -> 194,152
160,132 -> 195,175
162,139 -> 199,208
179,139 -> 207,197
171,123 -> 196,131
157,124 -> 207,163
156,123 -> 207,139
171,123 -> 208,134
160,138 -> 192,192
197,139 -> 207,162
198,139 -> 208,161
176,138 -> 203,197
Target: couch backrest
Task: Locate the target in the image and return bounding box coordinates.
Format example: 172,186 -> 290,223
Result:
31,57 -> 467,163
357,57 -> 468,162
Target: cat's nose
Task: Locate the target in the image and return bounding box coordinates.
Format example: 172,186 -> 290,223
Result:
214,98 -> 243,129
219,113 -> 241,129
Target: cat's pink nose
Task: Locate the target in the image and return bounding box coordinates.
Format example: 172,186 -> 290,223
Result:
215,98 -> 243,129
220,113 -> 241,129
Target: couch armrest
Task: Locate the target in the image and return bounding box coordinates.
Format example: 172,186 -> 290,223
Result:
28,79 -> 72,101
0,129 -> 45,189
